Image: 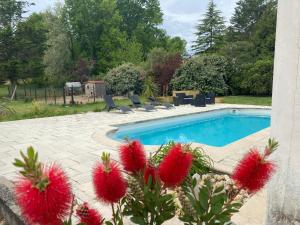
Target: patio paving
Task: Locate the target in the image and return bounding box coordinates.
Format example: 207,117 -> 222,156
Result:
0,104 -> 270,224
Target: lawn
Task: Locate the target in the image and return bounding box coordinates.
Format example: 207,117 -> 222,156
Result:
0,99 -> 132,122
0,95 -> 272,122
218,96 -> 272,106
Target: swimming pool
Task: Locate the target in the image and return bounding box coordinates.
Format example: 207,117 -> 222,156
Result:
112,108 -> 271,147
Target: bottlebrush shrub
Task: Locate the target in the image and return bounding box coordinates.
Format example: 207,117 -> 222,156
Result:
123,175 -> 176,225
120,140 -> 146,173
13,147 -> 72,225
232,138 -> 278,193
76,202 -> 103,225
178,176 -> 244,224
158,144 -> 193,187
93,153 -> 127,204
178,138 -> 278,224
152,141 -> 213,176
121,140 -> 179,225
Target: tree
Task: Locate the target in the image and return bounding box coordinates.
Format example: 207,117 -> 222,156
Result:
170,55 -> 228,95
43,4 -> 73,86
14,13 -> 47,84
192,0 -> 226,54
116,0 -> 164,56
166,36 -> 187,55
0,0 -> 29,85
146,48 -> 182,95
220,0 -> 277,95
0,8 -> 47,87
229,0 -> 267,40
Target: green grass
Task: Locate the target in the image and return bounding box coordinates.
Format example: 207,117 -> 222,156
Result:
0,85 -> 9,98
218,96 -> 272,106
0,99 -> 133,122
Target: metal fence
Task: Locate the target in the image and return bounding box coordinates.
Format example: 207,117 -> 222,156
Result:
5,85 -> 102,105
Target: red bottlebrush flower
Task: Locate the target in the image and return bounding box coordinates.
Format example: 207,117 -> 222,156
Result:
158,144 -> 193,187
76,202 -> 103,225
93,161 -> 127,204
14,164 -> 72,225
144,164 -> 158,184
232,149 -> 276,193
120,140 -> 146,173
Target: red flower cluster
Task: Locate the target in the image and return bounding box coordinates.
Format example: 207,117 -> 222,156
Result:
120,140 -> 146,173
76,202 -> 103,225
158,144 -> 193,187
93,161 -> 127,204
144,164 -> 158,184
14,164 -> 72,225
232,149 -> 276,193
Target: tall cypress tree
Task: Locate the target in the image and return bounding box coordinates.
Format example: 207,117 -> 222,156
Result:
192,0 -> 225,54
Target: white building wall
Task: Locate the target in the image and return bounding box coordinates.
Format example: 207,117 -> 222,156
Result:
267,0 -> 300,224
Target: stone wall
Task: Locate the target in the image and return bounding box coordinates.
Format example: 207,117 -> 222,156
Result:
0,177 -> 26,225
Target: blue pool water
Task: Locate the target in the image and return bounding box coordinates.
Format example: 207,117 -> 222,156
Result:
112,108 -> 271,147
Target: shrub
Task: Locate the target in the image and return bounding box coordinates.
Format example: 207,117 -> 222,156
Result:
146,48 -> 182,95
170,55 -> 228,95
13,139 -> 278,225
151,141 -> 213,176
241,59 -> 273,95
105,63 -> 143,96
142,75 -> 158,98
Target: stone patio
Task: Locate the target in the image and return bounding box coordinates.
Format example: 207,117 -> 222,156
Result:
0,104 -> 270,224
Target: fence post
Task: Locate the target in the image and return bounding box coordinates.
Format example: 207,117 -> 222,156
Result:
54,89 -> 56,105
71,86 -> 74,104
29,87 -> 32,97
63,87 -> 66,105
93,85 -> 96,103
35,88 -> 37,100
44,87 -> 47,104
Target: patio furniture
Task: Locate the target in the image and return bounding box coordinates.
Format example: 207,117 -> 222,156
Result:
176,93 -> 194,105
205,93 -> 215,104
173,96 -> 180,106
148,97 -> 174,109
192,94 -> 206,107
104,95 -> 132,113
129,95 -> 156,111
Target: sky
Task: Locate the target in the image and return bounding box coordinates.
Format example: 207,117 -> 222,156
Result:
28,0 -> 238,51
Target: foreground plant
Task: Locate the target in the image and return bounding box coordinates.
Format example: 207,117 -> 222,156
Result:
93,153 -> 127,225
14,147 -> 103,225
14,147 -> 73,225
76,202 -> 104,225
177,138 -> 278,224
12,139 -> 278,225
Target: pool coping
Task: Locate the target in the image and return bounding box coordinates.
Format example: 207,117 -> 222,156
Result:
93,104 -> 271,174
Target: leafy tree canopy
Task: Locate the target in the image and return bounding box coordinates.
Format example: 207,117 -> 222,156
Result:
192,0 -> 226,54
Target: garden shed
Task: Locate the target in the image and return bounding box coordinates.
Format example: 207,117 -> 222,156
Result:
85,80 -> 106,98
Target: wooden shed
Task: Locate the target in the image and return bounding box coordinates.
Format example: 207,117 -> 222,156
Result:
85,81 -> 106,98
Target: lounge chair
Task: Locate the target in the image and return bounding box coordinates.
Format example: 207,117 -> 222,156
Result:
148,97 -> 174,109
192,94 -> 206,107
129,95 -> 156,111
205,93 -> 215,104
104,95 -> 132,113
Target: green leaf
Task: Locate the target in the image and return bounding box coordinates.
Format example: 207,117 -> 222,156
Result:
27,146 -> 35,160
13,159 -> 25,167
130,216 -> 147,225
105,221 -> 114,225
199,186 -> 209,210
